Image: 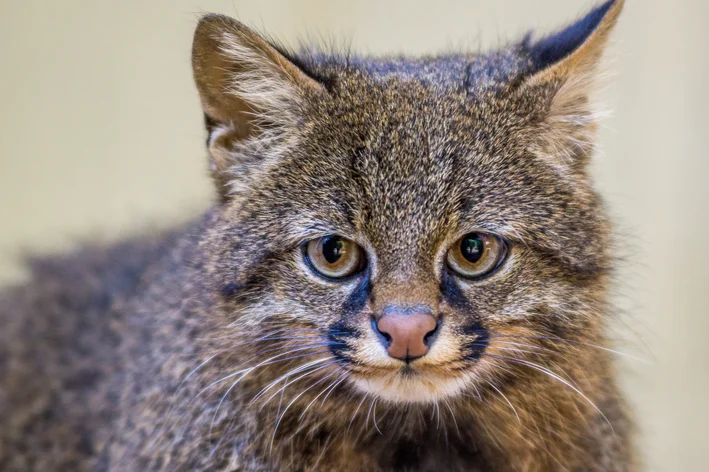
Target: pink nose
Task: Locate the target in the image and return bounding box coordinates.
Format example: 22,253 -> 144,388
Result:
375,312 -> 438,361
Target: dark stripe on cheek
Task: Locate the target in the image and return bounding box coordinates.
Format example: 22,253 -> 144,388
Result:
329,274 -> 371,362
463,321 -> 489,361
441,269 -> 490,360
327,321 -> 355,361
441,269 -> 470,310
341,273 -> 370,316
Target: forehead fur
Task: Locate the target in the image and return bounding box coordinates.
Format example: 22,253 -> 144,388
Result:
227,49 -> 608,275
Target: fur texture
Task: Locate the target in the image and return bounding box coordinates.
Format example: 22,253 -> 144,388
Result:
0,1 -> 636,470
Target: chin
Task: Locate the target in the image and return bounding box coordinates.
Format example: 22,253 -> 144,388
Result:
350,368 -> 473,404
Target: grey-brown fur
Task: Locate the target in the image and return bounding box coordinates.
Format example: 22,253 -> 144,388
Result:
0,1 -> 636,470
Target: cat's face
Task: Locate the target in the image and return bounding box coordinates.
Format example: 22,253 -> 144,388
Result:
196,1 -> 619,405
206,73 -> 609,404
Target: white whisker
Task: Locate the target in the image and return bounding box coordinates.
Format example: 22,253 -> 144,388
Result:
299,369 -> 346,421
258,360 -> 337,411
372,398 -> 382,435
269,363 -> 339,453
347,393 -> 369,435
253,357 -> 334,407
487,354 -> 614,434
485,379 -> 521,424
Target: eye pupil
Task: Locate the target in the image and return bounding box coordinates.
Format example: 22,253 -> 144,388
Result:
461,235 -> 484,263
322,236 -> 345,264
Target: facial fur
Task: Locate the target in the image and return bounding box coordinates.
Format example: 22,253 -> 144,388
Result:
199,15 -> 614,407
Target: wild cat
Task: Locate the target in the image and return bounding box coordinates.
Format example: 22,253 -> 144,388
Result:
0,1 -> 635,470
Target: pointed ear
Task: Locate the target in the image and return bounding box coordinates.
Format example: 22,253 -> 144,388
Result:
192,14 -> 324,200
519,0 -> 624,167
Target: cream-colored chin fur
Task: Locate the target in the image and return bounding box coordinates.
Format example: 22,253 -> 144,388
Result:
351,371 -> 471,404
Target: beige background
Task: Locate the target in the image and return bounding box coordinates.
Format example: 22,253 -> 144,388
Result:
1,1 -> 707,470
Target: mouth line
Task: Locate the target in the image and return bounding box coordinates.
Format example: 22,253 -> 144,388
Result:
348,361 -> 467,379
397,365 -> 424,378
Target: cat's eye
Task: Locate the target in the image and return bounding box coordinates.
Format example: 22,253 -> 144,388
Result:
446,232 -> 508,279
305,236 -> 365,280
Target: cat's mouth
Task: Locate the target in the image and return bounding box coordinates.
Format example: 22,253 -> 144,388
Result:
349,366 -> 472,403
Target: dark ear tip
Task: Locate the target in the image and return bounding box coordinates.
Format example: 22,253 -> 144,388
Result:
197,13 -> 237,26
195,13 -> 228,32
525,0 -> 624,74
595,0 -> 624,21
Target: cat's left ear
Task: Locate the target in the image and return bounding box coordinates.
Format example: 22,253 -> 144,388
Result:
519,0 -> 624,166
192,15 -> 326,201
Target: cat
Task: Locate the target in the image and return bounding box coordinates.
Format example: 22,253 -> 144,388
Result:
0,0 -> 636,470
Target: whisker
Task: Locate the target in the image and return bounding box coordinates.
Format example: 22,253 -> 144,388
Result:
319,372 -> 349,406
286,370 -> 344,440
485,353 -> 614,434
348,393 -> 369,435
256,359 -> 336,410
372,398 -> 382,435
210,368 -> 252,436
484,379 -> 521,424
194,347 -> 331,405
365,397 -> 379,435
491,346 -> 546,356
299,369 -> 347,421
185,351 -> 328,440
489,340 -> 559,355
492,335 -> 649,363
435,400 -> 441,430
269,362 -> 340,453
276,373 -> 288,421
252,357 -> 334,407
251,341 -> 338,358
443,398 -> 461,438
176,352 -> 223,392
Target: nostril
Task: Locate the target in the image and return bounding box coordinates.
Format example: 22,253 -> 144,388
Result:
423,318 -> 441,347
371,317 -> 392,347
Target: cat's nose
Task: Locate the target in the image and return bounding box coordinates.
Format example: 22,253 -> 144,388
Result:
373,307 -> 439,361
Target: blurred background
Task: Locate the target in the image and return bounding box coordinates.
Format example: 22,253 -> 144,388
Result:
1,0 -> 706,470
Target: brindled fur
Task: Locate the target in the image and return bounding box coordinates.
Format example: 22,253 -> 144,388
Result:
0,1 -> 636,470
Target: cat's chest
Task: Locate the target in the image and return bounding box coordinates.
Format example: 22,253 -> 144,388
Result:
364,436 -> 489,472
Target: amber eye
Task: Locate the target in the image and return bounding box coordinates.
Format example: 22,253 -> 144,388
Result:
305,236 -> 365,280
446,232 -> 508,279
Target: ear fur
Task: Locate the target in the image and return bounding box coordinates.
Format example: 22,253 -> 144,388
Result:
520,0 -> 624,168
192,15 -> 324,200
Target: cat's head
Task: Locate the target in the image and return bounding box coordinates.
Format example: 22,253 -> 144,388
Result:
194,1 -> 622,404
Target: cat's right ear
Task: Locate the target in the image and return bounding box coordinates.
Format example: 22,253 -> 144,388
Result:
516,0 -> 623,169
192,15 -> 325,200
